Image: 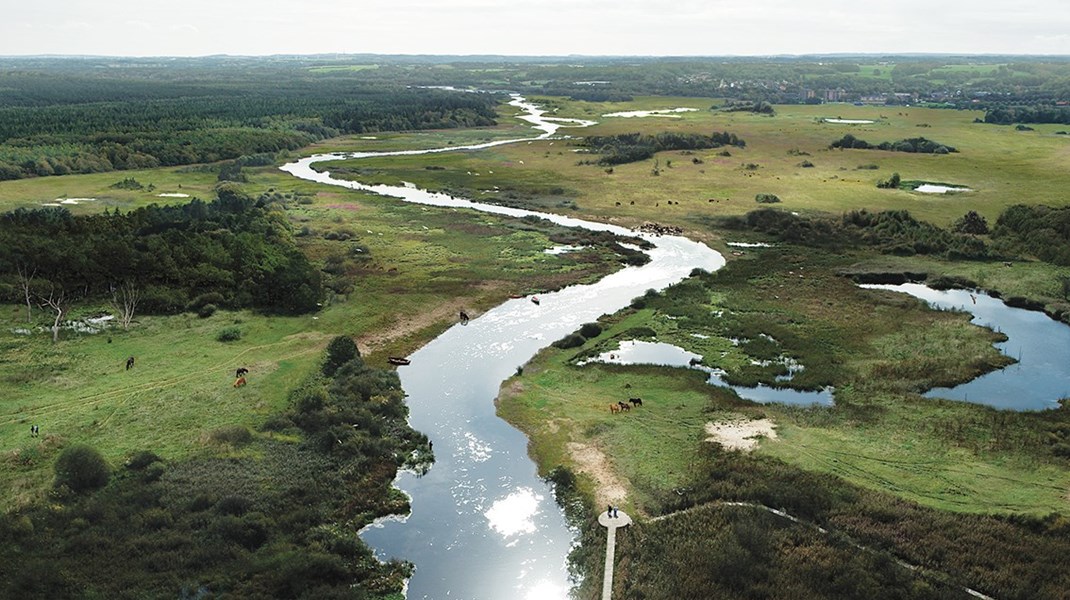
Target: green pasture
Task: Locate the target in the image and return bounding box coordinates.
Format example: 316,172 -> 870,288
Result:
0,160 -> 627,510
498,246 -> 1070,516
319,96 -> 1070,234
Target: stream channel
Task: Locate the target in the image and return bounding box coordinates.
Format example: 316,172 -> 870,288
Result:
281,95 -> 726,599
280,94 -> 1070,597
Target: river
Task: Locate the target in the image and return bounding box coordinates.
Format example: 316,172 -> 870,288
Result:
281,95 -> 725,599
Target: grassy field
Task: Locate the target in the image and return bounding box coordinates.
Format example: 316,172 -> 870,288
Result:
498,244 -> 1070,516
319,96 -> 1070,234
0,154 -> 630,509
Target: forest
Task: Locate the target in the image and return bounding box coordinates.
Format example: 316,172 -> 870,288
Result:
0,64 -> 499,180
581,131 -> 745,166
0,185 -> 323,318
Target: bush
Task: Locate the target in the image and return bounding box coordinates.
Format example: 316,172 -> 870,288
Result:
579,322 -> 603,339
186,292 -> 226,312
876,172 -> 901,189
198,304 -> 217,318
552,333 -> 586,349
216,327 -> 242,342
54,445 -> 111,493
323,335 -> 360,376
125,451 -> 162,471
207,426 -> 254,446
755,193 -> 781,204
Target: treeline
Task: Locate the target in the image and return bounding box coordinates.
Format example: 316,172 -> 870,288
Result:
724,204 -> 1070,268
0,186 -> 323,316
0,71 -> 500,180
829,134 -> 957,154
992,204 -> 1070,265
0,337 -> 429,599
718,208 -> 989,260
582,131 -> 745,166
984,104 -> 1070,124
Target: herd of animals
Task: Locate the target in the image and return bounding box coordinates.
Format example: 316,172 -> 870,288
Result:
610,397 -> 643,413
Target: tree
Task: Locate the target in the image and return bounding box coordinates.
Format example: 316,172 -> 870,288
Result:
110,281 -> 141,330
15,262 -> 36,323
54,444 -> 111,493
36,283 -> 70,343
952,210 -> 990,235
323,335 -> 360,376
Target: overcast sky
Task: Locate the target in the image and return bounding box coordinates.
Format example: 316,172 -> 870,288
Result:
2,0 -> 1068,57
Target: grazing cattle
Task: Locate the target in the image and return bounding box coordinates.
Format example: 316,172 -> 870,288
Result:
235,367 -> 249,378
617,401 -> 631,412
629,397 -> 643,407
233,377 -> 247,388
125,356 -> 135,370
610,403 -> 621,414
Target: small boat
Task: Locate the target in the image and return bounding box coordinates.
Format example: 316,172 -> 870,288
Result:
531,296 -> 540,305
387,357 -> 411,366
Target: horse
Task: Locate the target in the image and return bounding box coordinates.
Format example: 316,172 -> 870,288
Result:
125,356 -> 135,370
459,311 -> 470,325
233,376 -> 247,388
609,403 -> 621,414
629,397 -> 643,407
617,401 -> 631,412
235,367 -> 249,378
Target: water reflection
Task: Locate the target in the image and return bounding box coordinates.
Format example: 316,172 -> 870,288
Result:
485,488 -> 543,538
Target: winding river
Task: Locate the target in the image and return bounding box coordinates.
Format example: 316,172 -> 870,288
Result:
281,96 -> 725,599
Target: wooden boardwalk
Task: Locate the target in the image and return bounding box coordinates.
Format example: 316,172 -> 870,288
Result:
598,509 -> 632,600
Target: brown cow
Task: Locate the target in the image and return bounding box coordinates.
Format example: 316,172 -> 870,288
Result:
233,377 -> 247,388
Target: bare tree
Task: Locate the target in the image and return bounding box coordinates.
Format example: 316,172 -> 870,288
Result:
110,281 -> 141,330
37,284 -> 70,343
15,263 -> 37,323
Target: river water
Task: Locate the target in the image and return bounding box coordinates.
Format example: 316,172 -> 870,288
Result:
281,96 -> 724,599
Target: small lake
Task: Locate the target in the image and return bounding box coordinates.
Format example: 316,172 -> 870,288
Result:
602,108 -> 698,118
582,340 -> 834,406
862,283 -> 1070,410
914,184 -> 972,194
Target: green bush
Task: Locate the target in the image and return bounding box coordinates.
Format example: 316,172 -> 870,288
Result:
552,333 -> 586,349
216,327 -> 242,342
579,322 -> 603,339
54,444 -> 110,494
197,304 -> 217,318
207,426 -> 253,446
323,335 -> 360,376
755,193 -> 781,204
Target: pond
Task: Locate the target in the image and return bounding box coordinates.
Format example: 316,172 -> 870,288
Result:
914,184 -> 972,194
581,340 -> 834,406
862,283 -> 1070,410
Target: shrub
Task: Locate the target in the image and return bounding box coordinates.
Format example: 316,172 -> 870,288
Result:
186,291 -> 226,312
198,304 -> 217,318
54,444 -> 111,493
216,327 -> 242,342
323,335 -> 360,376
207,426 -> 253,446
125,450 -> 162,470
552,333 -> 586,349
755,193 -> 781,204
876,172 -> 901,189
579,322 -> 603,338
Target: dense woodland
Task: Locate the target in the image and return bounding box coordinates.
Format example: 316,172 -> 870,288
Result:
0,65 -> 499,180
0,185 -> 323,317
0,337 -> 428,599
581,131 -> 745,166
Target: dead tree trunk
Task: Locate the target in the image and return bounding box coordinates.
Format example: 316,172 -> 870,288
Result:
110,281 -> 141,330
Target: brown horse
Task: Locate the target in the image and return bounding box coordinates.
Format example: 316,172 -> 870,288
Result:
233,376 -> 247,388
617,401 -> 631,412
609,403 -> 621,414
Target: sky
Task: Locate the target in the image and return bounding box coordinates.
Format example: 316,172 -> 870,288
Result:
1,0 -> 1068,57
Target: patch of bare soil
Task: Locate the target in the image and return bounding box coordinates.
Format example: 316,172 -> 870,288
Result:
704,418 -> 777,452
567,441 -> 629,508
